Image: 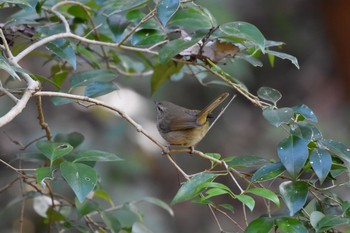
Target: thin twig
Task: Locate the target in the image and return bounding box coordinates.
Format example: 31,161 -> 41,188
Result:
0,82 -> 19,103
36,96 -> 52,140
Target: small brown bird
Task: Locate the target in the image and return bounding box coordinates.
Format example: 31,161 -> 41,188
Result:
156,92 -> 229,147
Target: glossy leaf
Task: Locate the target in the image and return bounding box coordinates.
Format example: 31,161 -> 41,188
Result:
310,211 -> 325,230
310,148 -> 332,184
46,39 -> 76,70
70,69 -> 116,88
171,172 -> 217,204
35,167 -> 53,187
293,104 -> 318,123
247,188 -> 280,207
236,194 -> 255,211
151,61 -> 183,93
220,21 -> 266,52
36,141 -> 73,161
266,50 -> 300,69
321,139 -> 350,163
263,107 -> 294,127
67,5 -> 89,21
85,81 -> 118,97
278,135 -> 309,178
227,156 -> 269,168
316,215 -> 348,232
101,0 -> 149,14
245,217 -> 274,233
167,5 -> 214,30
251,162 -> 285,182
107,14 -> 129,42
158,32 -> 204,63
279,181 -> 308,216
257,86 -> 282,104
60,161 -> 97,203
131,29 -> 166,46
290,122 -> 322,141
276,217 -> 307,233
73,150 -> 123,162
157,0 -> 180,26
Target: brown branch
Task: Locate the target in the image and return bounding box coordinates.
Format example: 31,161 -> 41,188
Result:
36,96 -> 52,141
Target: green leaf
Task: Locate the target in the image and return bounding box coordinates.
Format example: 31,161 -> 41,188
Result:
76,46 -> 100,69
142,197 -> 174,217
247,188 -> 280,207
60,161 -> 97,203
107,14 -> 129,42
157,0 -> 180,26
131,29 -> 166,46
36,141 -> 73,161
236,194 -> 255,211
73,150 -> 123,162
0,54 -> 21,80
171,172 -> 217,204
278,135 -> 309,178
50,96 -> 75,106
200,182 -> 234,199
276,217 -> 307,233
220,21 -> 266,52
101,0 -> 149,14
85,81 -> 118,97
290,122 -> 322,141
310,148 -> 332,184
317,215 -> 349,232
251,162 -> 285,182
101,211 -> 122,233
263,107 -> 294,127
46,39 -> 76,70
35,167 -> 53,187
227,156 -> 269,168
266,50 -> 300,69
94,189 -> 114,206
167,4 -> 214,30
1,0 -> 32,7
245,217 -> 274,233
293,104 -> 318,123
279,181 -> 308,216
321,139 -> 350,163
70,69 -> 117,88
158,32 -> 204,63
257,86 -> 282,104
75,198 -> 99,219
54,132 -> 84,148
310,211 -> 325,230
67,5 -> 89,21
151,61 -> 183,93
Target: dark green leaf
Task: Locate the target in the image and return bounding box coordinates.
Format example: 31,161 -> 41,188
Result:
266,50 -> 300,69
167,5 -> 214,30
70,69 -> 117,88
151,61 -> 183,93
46,39 -> 76,70
76,46 -> 100,69
257,86 -> 282,104
171,172 -> 217,204
276,217 -> 307,233
245,217 -> 274,233
107,14 -> 129,42
67,5 -> 89,21
317,215 -> 348,232
247,188 -> 280,207
157,0 -> 180,26
310,148 -> 331,184
227,156 -> 269,168
159,32 -> 204,63
131,29 -> 166,46
263,107 -> 294,127
101,0 -> 148,14
60,161 -> 97,202
219,204 -> 234,212
293,104 -> 318,123
75,199 -> 99,219
236,194 -> 255,211
54,132 -> 84,148
321,139 -> 350,163
85,81 -> 118,97
35,167 -> 52,187
36,141 -> 73,161
101,212 -> 121,233
220,21 -> 266,52
290,122 -> 322,141
279,181 -> 308,216
278,135 -> 309,178
73,150 -> 123,162
251,162 -> 285,182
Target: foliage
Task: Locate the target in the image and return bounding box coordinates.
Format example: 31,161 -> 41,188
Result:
0,0 -> 349,232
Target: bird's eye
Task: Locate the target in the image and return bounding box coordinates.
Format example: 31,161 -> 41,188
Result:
157,104 -> 164,113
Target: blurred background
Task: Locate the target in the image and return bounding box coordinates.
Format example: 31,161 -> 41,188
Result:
1,0 -> 350,232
